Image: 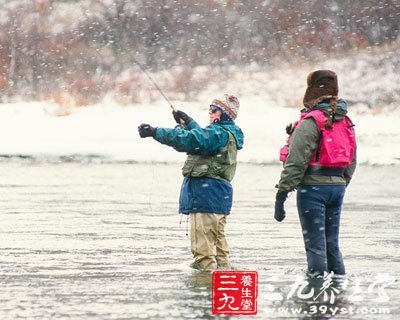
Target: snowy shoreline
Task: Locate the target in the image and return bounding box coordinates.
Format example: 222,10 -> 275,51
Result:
0,100 -> 399,165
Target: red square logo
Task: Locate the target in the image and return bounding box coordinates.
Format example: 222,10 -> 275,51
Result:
212,270 -> 258,315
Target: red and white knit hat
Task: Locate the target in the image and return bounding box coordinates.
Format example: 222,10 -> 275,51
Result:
210,94 -> 240,121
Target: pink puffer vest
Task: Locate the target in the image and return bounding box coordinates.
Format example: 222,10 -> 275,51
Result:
280,110 -> 356,168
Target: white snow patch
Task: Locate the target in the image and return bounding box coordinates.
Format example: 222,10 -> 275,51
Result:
0,98 -> 398,165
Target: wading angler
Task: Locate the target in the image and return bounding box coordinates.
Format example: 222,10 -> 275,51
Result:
138,94 -> 244,272
275,70 -> 357,279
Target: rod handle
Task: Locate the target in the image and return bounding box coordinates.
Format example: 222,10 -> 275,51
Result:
170,105 -> 186,125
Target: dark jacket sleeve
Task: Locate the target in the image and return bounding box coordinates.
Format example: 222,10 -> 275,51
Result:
278,118 -> 320,192
153,123 -> 229,155
344,145 -> 357,186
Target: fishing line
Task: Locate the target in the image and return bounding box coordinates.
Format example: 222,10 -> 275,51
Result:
132,58 -> 172,212
179,214 -> 189,237
146,162 -> 154,212
133,57 -> 186,218
92,51 -> 174,214
132,57 -> 176,111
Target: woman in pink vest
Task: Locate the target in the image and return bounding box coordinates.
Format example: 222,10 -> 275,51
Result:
275,70 -> 357,278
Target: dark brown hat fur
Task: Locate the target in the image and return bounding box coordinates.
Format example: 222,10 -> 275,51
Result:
303,70 -> 338,108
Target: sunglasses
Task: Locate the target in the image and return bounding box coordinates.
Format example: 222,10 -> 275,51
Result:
209,105 -> 220,114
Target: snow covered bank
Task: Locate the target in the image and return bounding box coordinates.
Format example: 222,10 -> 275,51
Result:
0,99 -> 399,165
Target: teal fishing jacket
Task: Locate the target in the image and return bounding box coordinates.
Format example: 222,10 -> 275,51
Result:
153,118 -> 244,214
154,119 -> 243,155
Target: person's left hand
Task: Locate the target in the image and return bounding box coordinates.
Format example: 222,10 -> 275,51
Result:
138,123 -> 157,138
172,110 -> 192,124
274,190 -> 288,222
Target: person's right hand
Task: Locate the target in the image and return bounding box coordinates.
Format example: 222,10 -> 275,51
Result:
138,123 -> 156,138
274,190 -> 288,222
172,110 -> 192,124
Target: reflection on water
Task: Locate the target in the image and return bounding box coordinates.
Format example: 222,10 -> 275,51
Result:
183,272 -> 213,319
0,161 -> 398,319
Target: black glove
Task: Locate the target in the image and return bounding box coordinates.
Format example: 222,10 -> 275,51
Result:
172,110 -> 192,124
286,123 -> 294,135
138,123 -> 157,138
274,190 -> 288,222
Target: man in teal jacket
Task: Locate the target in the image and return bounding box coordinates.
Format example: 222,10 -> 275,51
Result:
138,94 -> 244,271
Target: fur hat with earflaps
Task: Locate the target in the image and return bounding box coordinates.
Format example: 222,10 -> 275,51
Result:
210,94 -> 240,121
303,70 -> 338,109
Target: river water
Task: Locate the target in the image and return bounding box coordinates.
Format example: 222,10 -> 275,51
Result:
0,159 -> 398,319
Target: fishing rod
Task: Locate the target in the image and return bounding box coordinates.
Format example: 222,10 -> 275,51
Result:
132,57 -> 176,111
92,48 -> 176,111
